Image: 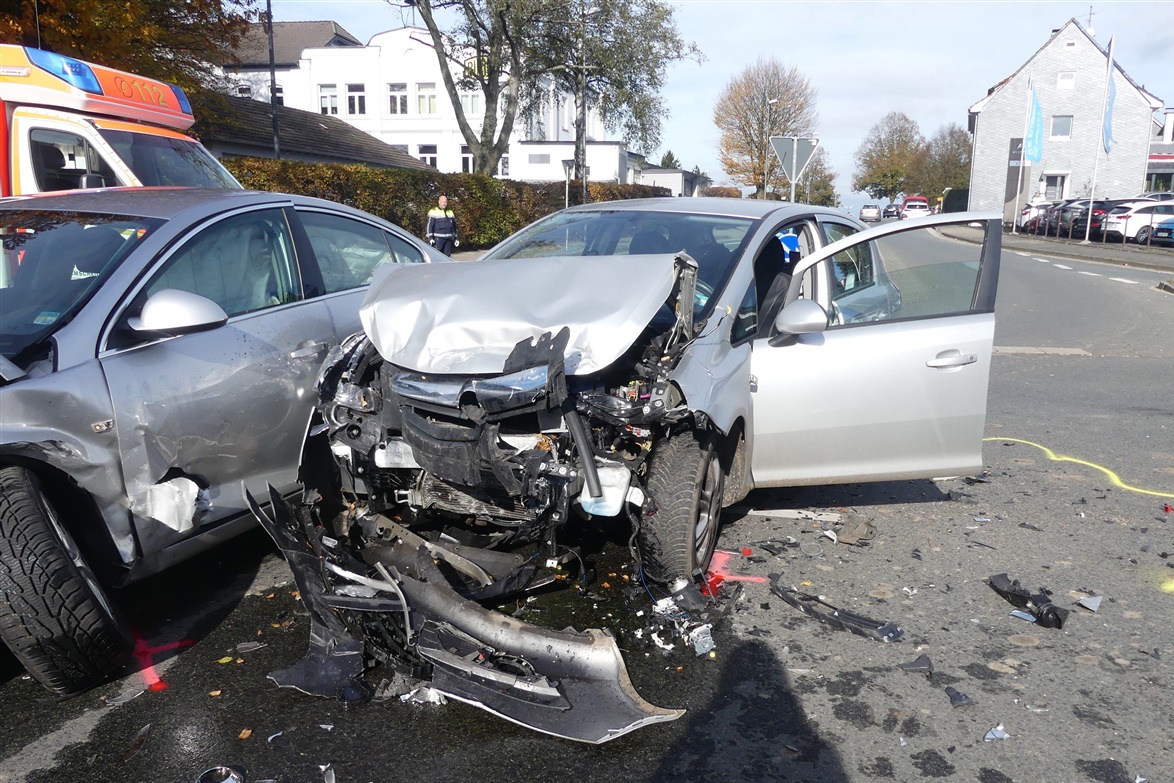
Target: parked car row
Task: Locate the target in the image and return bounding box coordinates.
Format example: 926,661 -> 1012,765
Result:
1,186 -> 1004,740
1018,194 -> 1174,243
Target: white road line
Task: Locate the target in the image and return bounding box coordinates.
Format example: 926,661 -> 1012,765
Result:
1053,264 -> 1073,270
1109,277 -> 1140,285
1034,258 -> 1052,263
1077,271 -> 1102,277
1015,251 -> 1033,257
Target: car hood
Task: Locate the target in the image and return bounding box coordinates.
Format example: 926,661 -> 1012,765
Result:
359,254 -> 679,375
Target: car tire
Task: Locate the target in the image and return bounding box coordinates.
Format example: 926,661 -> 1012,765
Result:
0,466 -> 130,696
1135,226 -> 1152,244
638,429 -> 725,584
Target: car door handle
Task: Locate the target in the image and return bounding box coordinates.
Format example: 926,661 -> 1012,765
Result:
289,341 -> 328,360
926,350 -> 977,369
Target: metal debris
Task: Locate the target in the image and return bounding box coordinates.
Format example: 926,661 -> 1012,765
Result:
688,624 -> 716,656
770,576 -> 904,643
196,767 -> 245,783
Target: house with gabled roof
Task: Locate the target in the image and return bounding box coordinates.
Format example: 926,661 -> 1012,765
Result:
967,19 -> 1162,223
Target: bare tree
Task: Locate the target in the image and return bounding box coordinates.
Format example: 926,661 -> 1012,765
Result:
851,112 -> 925,201
713,58 -> 817,199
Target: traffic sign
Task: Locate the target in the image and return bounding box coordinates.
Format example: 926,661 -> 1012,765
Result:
770,136 -> 820,182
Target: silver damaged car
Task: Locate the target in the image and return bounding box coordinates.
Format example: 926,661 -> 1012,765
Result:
254,199 -> 1002,742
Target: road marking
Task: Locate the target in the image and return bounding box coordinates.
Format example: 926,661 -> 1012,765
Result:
1053,264 -> 1072,270
994,346 -> 1091,356
1015,251 -> 1033,257
1034,258 -> 1052,263
1109,277 -> 1140,285
1077,271 -> 1102,277
984,437 -> 1174,498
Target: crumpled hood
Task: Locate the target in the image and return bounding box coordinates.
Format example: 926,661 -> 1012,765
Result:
360,254 -> 679,375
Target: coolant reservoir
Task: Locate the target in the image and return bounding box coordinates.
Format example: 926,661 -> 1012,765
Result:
575,465 -> 632,517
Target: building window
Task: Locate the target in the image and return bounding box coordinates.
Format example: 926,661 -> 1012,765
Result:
319,84 -> 338,115
497,155 -> 509,177
388,83 -> 408,115
1050,115 -> 1073,140
461,145 -> 474,173
418,144 -> 437,167
459,92 -> 482,116
347,83 -> 366,115
528,153 -> 551,165
417,83 -> 437,115
1057,71 -> 1075,90
1044,174 -> 1066,200
272,84 -> 284,106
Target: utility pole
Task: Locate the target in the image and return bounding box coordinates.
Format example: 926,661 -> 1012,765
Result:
266,0 -> 280,158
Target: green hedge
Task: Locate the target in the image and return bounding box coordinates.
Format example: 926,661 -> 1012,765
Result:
222,157 -> 670,250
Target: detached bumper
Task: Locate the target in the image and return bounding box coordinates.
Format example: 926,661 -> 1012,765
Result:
246,486 -> 682,744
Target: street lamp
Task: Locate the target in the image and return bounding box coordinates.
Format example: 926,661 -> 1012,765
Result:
764,97 -> 779,199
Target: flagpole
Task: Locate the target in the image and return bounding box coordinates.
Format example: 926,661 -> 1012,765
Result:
1084,36 -> 1114,243
1012,75 -> 1034,235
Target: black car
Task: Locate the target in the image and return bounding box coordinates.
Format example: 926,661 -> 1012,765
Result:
882,204 -> 901,219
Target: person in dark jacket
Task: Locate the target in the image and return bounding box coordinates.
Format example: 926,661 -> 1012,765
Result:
426,194 -> 459,255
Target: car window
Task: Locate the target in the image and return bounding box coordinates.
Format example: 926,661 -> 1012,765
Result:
386,232 -> 425,265
752,221 -> 814,335
146,209 -> 300,317
827,222 -> 985,326
29,128 -> 120,191
730,281 -> 757,344
299,211 -> 403,293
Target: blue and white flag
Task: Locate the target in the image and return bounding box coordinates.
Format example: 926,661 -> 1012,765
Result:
1102,37 -> 1116,154
1024,84 -> 1044,163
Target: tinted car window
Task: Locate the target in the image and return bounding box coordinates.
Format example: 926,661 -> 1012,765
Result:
146,209 -> 300,317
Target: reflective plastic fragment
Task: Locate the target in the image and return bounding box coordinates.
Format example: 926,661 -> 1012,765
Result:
984,724 -> 1010,742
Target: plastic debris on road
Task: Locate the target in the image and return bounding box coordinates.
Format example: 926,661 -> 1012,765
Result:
984,724 -> 1010,742
196,766 -> 246,783
122,723 -> 150,762
236,641 -> 267,653
1078,595 -> 1103,612
897,654 -> 934,675
946,686 -> 977,707
401,686 -> 447,705
988,573 -> 1069,629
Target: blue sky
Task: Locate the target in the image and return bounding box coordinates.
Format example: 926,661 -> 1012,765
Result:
272,0 -> 1174,208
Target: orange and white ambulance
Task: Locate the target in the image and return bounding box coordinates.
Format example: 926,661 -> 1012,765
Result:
0,45 -> 241,196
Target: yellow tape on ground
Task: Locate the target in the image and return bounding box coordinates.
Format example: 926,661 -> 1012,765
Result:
984,437 -> 1174,499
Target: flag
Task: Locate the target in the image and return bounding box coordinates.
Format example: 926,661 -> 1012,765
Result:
1102,37 -> 1116,154
1024,84 -> 1044,163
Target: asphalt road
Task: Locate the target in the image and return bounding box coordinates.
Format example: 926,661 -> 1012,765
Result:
1,240 -> 1171,783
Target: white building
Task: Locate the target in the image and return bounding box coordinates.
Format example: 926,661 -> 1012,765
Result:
967,19 -> 1162,222
226,22 -> 637,183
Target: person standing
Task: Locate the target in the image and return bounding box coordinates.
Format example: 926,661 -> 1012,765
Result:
426,194 -> 459,255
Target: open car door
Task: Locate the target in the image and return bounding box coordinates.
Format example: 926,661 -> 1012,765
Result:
749,213 -> 1001,486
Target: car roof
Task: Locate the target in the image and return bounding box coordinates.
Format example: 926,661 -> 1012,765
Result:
0,187 -> 376,223
560,196 -> 848,221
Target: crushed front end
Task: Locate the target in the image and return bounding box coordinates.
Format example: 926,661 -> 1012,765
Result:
251,253 -> 715,741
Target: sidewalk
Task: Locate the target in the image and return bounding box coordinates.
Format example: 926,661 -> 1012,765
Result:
998,229 -> 1174,275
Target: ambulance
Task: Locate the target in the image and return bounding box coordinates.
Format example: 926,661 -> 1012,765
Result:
0,45 -> 241,196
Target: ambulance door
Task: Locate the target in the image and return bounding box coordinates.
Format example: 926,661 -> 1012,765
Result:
10,107 -> 136,194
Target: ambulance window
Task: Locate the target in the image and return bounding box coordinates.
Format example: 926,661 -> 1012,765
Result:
97,129 -> 239,189
29,129 -> 119,191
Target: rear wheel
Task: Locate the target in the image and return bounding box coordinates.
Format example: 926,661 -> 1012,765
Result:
0,466 -> 130,696
638,430 -> 725,584
1135,226 -> 1152,244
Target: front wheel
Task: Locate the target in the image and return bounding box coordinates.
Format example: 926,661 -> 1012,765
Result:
0,466 -> 130,695
638,430 -> 726,584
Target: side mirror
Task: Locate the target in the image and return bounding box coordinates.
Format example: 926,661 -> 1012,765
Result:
768,299 -> 828,346
78,173 -> 106,189
127,288 -> 228,336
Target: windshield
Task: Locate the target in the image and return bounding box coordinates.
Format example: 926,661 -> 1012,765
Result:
482,209 -> 754,318
0,211 -> 162,363
98,129 -> 241,188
